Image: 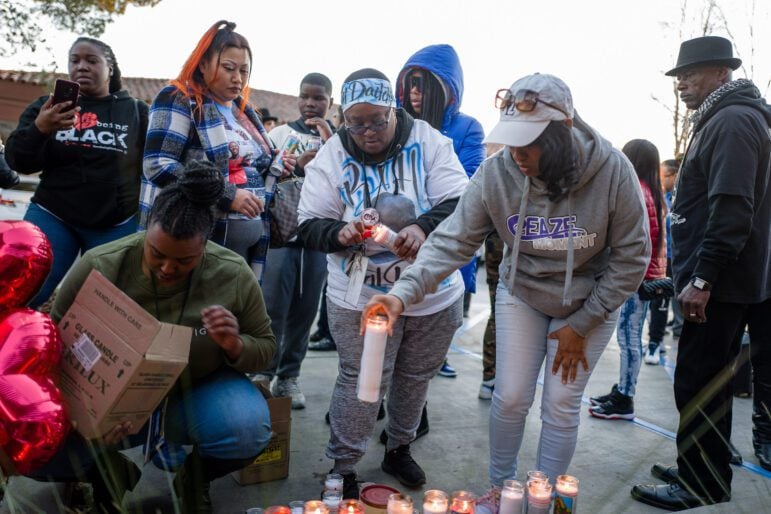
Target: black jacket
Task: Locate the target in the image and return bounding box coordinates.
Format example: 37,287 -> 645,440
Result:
0,148 -> 19,188
671,82 -> 771,303
5,91 -> 148,228
298,109 -> 459,253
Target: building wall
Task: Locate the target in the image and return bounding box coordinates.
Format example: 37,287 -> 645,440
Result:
0,81 -> 46,138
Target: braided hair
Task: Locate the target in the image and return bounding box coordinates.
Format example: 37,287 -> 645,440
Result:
70,37 -> 123,93
402,68 -> 446,130
147,160 -> 225,240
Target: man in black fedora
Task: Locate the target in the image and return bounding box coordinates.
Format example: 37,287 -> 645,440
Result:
631,35 -> 771,510
259,107 -> 279,132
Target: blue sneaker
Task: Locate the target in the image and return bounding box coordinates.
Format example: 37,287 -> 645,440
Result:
437,361 -> 457,378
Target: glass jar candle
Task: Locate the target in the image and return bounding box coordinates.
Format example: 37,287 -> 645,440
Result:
553,475 -> 579,514
423,490 -> 449,514
498,480 -> 524,514
450,491 -> 475,514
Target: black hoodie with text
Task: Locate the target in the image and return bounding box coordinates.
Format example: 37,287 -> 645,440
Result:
5,91 -> 148,228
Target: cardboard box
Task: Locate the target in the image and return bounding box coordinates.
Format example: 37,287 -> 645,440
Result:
231,384 -> 292,485
58,270 -> 191,439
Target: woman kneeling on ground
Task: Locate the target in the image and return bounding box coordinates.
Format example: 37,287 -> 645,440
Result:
28,161 -> 275,514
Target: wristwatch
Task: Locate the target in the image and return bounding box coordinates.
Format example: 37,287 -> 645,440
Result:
690,277 -> 712,291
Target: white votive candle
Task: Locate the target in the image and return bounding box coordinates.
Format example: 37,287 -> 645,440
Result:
325,473 -> 343,493
423,490 -> 449,514
498,480 -> 524,514
357,314 -> 388,403
387,493 -> 413,514
526,480 -> 552,514
323,492 -> 342,511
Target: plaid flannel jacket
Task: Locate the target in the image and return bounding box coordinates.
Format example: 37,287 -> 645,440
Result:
140,85 -> 275,280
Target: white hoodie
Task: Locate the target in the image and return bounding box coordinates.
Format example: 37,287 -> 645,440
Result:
298,118 -> 468,315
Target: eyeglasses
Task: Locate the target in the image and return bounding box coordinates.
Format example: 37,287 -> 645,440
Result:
409,75 -> 424,94
495,89 -> 569,118
345,109 -> 393,136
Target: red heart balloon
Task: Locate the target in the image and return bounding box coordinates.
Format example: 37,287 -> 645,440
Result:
0,308 -> 62,377
0,374 -> 70,475
0,221 -> 53,315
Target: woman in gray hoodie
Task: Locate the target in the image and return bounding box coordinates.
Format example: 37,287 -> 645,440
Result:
363,73 -> 650,506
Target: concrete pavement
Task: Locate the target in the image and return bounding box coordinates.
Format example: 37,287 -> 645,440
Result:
1,284 -> 769,513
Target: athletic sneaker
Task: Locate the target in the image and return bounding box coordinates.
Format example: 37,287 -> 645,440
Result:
475,486 -> 501,514
589,390 -> 635,420
273,377 -> 306,409
644,343 -> 662,365
308,336 -> 337,351
589,384 -> 618,406
478,379 -> 495,400
438,361 -> 457,378
250,373 -> 272,387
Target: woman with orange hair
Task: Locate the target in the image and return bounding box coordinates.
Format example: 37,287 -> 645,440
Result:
141,20 -> 293,278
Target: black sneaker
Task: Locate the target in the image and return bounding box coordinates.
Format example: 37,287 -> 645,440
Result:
589,390 -> 635,420
380,403 -> 428,444
381,444 -> 426,487
589,384 -> 618,406
341,471 -> 359,499
309,330 -> 324,342
308,336 -> 337,351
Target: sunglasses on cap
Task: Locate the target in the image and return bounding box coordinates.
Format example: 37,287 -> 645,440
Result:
495,89 -> 569,118
409,75 -> 424,94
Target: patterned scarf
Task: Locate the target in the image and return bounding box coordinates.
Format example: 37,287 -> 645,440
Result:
689,78 -> 755,128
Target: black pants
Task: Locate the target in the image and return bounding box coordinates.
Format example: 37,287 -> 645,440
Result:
748,299 -> 771,444
675,300 -> 747,500
648,296 -> 670,344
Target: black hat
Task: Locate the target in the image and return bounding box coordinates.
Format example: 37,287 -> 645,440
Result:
259,107 -> 278,123
665,36 -> 741,76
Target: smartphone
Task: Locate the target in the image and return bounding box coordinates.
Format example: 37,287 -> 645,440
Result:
52,79 -> 80,111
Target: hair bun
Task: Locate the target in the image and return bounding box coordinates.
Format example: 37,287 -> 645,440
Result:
177,160 -> 225,206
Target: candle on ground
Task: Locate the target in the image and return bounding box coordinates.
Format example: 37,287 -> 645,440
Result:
423,490 -> 449,514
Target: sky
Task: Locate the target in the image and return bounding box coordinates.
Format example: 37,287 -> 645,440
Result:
2,0 -> 769,159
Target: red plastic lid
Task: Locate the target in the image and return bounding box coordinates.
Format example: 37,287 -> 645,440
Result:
359,484 -> 400,508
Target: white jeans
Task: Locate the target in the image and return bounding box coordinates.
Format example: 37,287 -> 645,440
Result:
489,286 -> 618,486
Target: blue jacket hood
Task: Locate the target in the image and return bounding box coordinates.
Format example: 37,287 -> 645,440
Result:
396,44 -> 463,131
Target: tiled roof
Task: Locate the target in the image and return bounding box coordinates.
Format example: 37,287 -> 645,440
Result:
0,69 -> 302,123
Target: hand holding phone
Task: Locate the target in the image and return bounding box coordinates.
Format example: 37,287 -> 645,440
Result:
52,79 -> 80,111
34,80 -> 81,134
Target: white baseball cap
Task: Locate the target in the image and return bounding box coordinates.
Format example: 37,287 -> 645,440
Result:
485,73 -> 574,147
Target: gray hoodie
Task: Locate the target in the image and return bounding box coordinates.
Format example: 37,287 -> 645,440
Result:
389,116 -> 650,336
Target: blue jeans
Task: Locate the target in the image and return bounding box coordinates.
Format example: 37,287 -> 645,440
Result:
29,366 -> 271,481
489,286 -> 618,486
616,293 -> 650,397
24,203 -> 138,308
